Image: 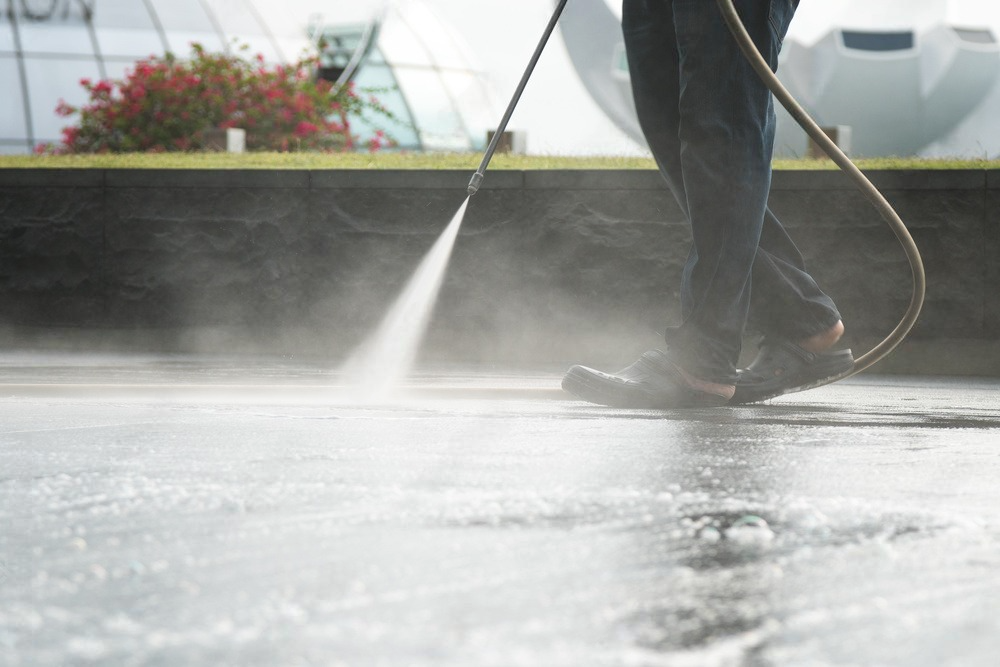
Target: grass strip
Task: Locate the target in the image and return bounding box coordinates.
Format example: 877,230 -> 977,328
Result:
1,152 -> 998,170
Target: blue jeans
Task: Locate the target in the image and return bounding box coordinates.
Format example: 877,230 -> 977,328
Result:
623,0 -> 841,384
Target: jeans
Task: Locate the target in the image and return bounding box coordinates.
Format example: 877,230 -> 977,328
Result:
622,0 -> 841,384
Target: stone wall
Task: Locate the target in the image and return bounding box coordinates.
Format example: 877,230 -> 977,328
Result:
1,168 -> 997,374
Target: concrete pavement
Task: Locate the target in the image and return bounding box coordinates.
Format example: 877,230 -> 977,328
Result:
1,354 -> 999,666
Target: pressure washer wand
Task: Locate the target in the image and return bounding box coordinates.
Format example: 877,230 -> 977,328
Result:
467,0 -> 570,196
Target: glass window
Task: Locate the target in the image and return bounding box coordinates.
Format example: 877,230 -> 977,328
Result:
18,24 -> 95,56
229,36 -> 280,63
277,37 -> 312,63
316,25 -> 368,81
351,59 -> 420,149
23,57 -> 102,143
352,55 -> 398,91
202,0 -> 265,34
365,44 -> 388,66
256,0 -> 338,47
440,70 -> 491,149
440,70 -> 487,114
201,0 -> 281,61
96,28 -> 166,59
0,57 -> 27,141
377,19 -> 432,67
614,44 -> 629,75
91,0 -> 158,30
149,0 -> 216,32
0,17 -> 17,53
400,3 -> 466,68
841,31 -> 915,52
148,0 -> 225,53
0,142 -> 33,154
257,1 -> 305,40
101,59 -> 137,84
393,66 -> 467,150
90,0 -> 165,58
11,0 -> 89,23
954,28 -> 997,45
164,30 -> 226,55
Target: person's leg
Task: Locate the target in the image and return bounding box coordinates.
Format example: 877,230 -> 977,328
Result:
561,0 -> 734,408
725,0 -> 854,403
621,0 -> 686,211
624,0 -> 842,351
562,0 -> 777,407
564,0 -> 847,408
749,208 -> 843,338
732,207 -> 852,405
661,0 -> 789,385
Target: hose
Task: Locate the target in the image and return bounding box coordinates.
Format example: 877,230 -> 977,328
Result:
715,0 -> 926,378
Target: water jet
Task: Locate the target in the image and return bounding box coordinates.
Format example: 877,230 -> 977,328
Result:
341,197 -> 470,400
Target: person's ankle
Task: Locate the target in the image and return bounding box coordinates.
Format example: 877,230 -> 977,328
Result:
798,320 -> 844,354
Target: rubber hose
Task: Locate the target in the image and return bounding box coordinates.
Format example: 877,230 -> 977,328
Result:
715,0 -> 926,379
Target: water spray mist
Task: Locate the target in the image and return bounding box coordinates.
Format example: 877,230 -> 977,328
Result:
342,198 -> 470,400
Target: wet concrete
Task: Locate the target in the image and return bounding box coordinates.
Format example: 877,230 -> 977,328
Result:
1,354 -> 999,666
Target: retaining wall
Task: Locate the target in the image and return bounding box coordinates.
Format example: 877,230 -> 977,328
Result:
1,168 -> 998,374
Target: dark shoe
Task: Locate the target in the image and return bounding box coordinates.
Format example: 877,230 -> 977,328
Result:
562,349 -> 732,409
732,340 -> 855,404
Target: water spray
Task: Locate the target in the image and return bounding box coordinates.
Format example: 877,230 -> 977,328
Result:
341,198 -> 470,400
346,1 -> 571,398
467,0 -> 570,196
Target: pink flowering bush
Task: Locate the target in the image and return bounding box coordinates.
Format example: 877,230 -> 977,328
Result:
48,43 -> 391,153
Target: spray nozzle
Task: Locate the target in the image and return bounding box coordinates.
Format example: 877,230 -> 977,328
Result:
467,172 -> 484,196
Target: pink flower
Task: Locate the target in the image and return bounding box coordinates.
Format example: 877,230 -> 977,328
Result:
55,99 -> 76,117
294,121 -> 318,137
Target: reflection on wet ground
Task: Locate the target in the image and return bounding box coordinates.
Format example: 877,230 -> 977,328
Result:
0,354 -> 998,666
